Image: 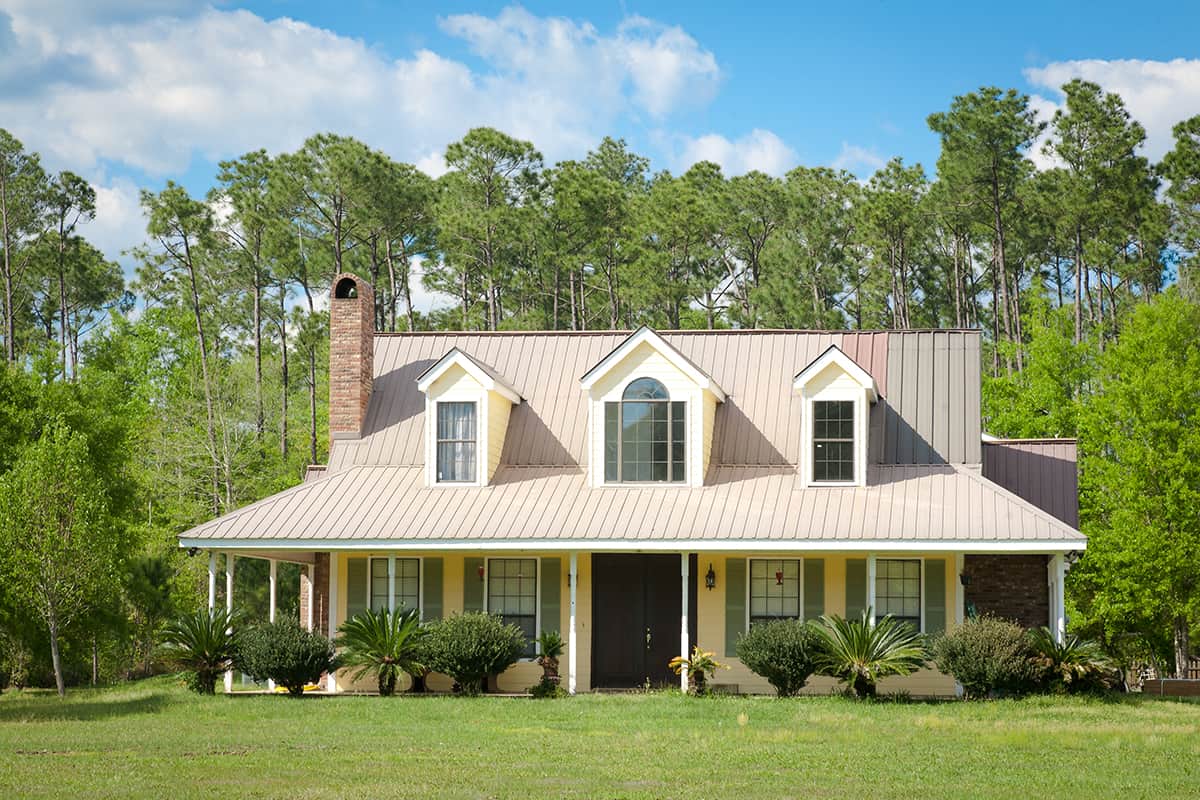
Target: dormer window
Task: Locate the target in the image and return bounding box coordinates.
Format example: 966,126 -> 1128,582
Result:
436,401 -> 477,483
604,378 -> 686,483
812,400 -> 855,482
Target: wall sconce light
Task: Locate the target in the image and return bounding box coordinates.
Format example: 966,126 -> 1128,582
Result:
959,574 -> 972,586
775,570 -> 784,586
187,547 -> 199,557
477,564 -> 485,581
705,564 -> 716,590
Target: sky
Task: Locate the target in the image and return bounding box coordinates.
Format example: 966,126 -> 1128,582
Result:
3,0 -> 1200,312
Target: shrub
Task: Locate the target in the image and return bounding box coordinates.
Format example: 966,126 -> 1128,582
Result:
528,675 -> 567,698
234,619 -> 337,697
736,619 -> 823,697
159,608 -> 239,695
425,612 -> 526,695
1029,627 -> 1119,694
814,609 -> 927,698
335,607 -> 427,696
668,646 -> 728,695
931,615 -> 1044,699
535,630 -> 565,681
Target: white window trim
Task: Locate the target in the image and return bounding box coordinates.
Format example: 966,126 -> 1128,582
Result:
745,556 -> 806,630
800,387 -> 870,488
874,556 -> 925,633
366,556 -> 423,620
601,385 -> 689,486
426,395 -> 485,487
483,556 -> 541,661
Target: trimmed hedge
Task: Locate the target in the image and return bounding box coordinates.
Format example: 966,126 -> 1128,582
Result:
931,615 -> 1045,698
234,619 -> 337,696
425,612 -> 525,695
736,619 -> 823,697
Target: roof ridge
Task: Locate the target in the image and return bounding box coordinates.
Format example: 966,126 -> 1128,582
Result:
374,328 -> 983,337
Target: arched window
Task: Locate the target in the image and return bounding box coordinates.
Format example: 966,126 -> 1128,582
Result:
604,378 -> 685,482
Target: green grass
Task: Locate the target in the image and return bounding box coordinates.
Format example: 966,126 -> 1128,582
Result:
1,678 -> 1197,799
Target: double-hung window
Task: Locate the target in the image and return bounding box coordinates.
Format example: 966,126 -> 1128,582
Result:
436,401 -> 477,483
749,559 -> 801,625
487,558 -> 537,658
604,378 -> 686,483
369,558 -> 421,615
812,400 -> 854,482
875,558 -> 921,630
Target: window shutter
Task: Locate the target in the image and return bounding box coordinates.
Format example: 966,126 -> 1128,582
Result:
346,557 -> 367,622
803,558 -> 825,620
422,557 -> 443,621
724,558 -> 746,657
925,559 -> 947,635
845,558 -> 867,620
540,557 -> 561,636
463,557 -> 484,612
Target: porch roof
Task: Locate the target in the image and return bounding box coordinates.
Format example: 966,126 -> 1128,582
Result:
179,463 -> 1086,552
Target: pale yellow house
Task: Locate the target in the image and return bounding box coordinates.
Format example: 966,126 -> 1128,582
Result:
180,273 -> 1085,696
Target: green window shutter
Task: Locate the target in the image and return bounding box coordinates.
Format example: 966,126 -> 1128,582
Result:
724,558 -> 746,657
845,558 -> 866,620
540,557 -> 561,636
422,557 -> 443,621
346,557 -> 368,622
925,558 -> 947,635
463,557 -> 484,612
803,558 -> 825,621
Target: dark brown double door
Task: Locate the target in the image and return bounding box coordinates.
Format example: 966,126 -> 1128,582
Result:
591,554 -> 697,688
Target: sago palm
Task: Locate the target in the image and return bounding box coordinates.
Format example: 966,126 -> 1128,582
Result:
336,607 -> 426,696
1029,627 -> 1117,693
159,608 -> 238,695
815,609 -> 927,698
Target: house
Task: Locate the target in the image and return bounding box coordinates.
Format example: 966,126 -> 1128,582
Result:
180,273 -> 1086,695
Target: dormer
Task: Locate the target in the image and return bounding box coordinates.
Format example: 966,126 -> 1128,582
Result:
580,327 -> 725,488
792,345 -> 879,488
416,348 -> 521,487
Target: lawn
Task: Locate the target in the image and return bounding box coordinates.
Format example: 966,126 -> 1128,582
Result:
1,679 -> 1197,799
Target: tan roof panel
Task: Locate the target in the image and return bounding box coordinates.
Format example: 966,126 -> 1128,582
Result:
181,463 -> 1085,549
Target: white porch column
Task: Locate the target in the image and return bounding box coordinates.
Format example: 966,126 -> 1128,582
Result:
224,553 -> 235,693
866,553 -> 877,626
207,551 -> 216,611
954,554 -> 965,628
568,552 -> 578,696
680,553 -> 690,692
327,552 -> 339,692
303,566 -> 314,631
267,559 -> 278,692
387,554 -> 396,612
1049,554 -> 1067,643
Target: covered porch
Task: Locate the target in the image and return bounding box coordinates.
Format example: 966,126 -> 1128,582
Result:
201,545 -> 1072,696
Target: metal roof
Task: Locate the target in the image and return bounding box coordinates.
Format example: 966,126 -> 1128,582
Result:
328,329 -> 980,471
180,463 -> 1085,549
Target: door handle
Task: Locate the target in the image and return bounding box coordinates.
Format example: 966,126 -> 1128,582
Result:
645,627 -> 652,648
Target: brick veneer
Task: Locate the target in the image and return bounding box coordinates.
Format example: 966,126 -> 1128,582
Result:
329,273 -> 374,439
963,554 -> 1049,629
298,553 -> 331,636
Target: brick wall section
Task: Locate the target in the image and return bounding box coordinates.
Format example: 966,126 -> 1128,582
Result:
963,554 -> 1049,628
312,553 -> 330,637
329,274 -> 374,439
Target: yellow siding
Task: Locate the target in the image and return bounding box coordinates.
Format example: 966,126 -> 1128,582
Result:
332,550 -> 594,693
702,392 -> 717,478
333,549 -> 957,696
696,552 -> 959,696
486,390 -> 511,482
806,361 -> 863,394
427,363 -> 480,395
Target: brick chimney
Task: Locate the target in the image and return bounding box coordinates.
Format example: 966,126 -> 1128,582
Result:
329,273 -> 374,440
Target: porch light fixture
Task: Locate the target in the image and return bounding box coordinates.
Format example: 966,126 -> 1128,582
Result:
477,564 -> 485,581
959,574 -> 972,586
705,564 -> 716,590
775,570 -> 784,586
187,547 -> 199,557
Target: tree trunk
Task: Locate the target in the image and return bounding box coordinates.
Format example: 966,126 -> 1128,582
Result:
91,635 -> 99,687
308,344 -> 318,465
279,287 -> 289,458
58,231 -> 68,381
182,237 -> 221,517
48,613 -> 65,697
1174,615 -> 1191,679
253,272 -> 264,438
385,238 -> 398,332
1,172 -> 14,364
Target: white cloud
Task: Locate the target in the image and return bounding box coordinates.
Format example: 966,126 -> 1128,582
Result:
672,129 -> 796,176
831,142 -> 886,176
1025,58 -> 1200,161
0,3 -> 722,176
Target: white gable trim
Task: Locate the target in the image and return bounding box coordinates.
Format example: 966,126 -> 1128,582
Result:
579,327 -> 726,401
416,348 -> 522,404
792,345 -> 879,402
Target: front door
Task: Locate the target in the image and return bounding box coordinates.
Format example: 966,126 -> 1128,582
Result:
591,554 -> 697,688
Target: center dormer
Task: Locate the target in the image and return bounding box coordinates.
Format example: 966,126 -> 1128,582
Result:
580,328 -> 725,488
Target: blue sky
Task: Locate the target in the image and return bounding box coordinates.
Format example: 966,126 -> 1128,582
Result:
2,1 -> 1199,310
